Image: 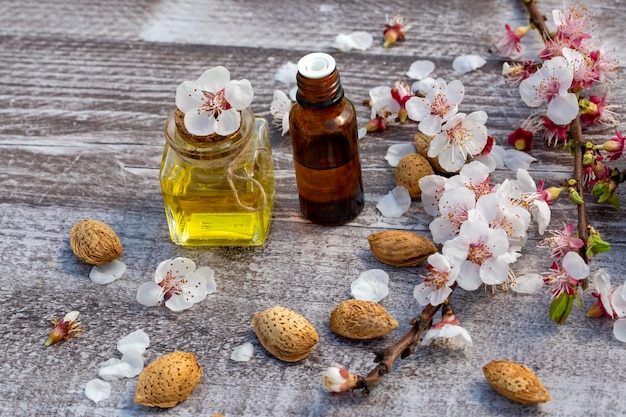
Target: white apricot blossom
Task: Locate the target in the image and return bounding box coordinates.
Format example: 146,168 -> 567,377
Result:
414,253 -> 458,306
136,257 -> 216,312
406,78 -> 465,136
428,111 -> 489,173
519,55 -> 578,125
176,66 -> 254,136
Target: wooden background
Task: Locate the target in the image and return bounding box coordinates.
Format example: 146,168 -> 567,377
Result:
1,0 -> 625,416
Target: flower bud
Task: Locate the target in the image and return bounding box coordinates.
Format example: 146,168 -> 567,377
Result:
322,365 -> 360,393
550,293 -> 575,325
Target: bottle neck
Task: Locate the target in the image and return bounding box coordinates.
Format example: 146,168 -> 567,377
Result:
295,69 -> 344,108
165,107 -> 254,161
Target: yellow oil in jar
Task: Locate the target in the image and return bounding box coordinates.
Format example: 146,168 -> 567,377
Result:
160,111 -> 275,247
161,172 -> 274,246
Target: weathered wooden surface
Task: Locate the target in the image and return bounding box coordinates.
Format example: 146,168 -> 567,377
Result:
1,0 -> 626,416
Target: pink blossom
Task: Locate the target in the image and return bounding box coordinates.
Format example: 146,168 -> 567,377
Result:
594,129 -> 625,161
538,223 -> 584,258
542,116 -> 571,147
421,314 -> 472,350
543,251 -> 589,297
414,253 -> 458,306
493,24 -> 529,60
428,111 -> 488,173
590,48 -> 619,85
406,78 -> 465,136
562,47 -> 598,90
519,56 -> 579,126
383,14 -> 410,48
176,66 -> 254,136
502,61 -> 536,86
442,219 -> 517,290
390,80 -> 413,123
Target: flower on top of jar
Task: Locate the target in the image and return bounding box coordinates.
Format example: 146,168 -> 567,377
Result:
176,66 -> 254,137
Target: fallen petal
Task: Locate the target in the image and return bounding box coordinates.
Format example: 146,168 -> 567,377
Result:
117,329 -> 150,355
89,260 -> 126,285
452,55 -> 487,74
504,149 -> 537,171
351,269 -> 389,302
85,379 -> 111,404
231,342 -> 254,362
385,143 -> 417,167
407,60 -> 435,80
98,360 -> 133,381
121,352 -> 145,377
332,31 -> 373,52
274,61 -> 298,84
376,186 -> 411,218
511,273 -> 544,294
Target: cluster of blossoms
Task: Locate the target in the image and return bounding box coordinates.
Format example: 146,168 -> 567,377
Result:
493,2 -> 623,328
497,3 -> 623,207
414,161 -> 559,309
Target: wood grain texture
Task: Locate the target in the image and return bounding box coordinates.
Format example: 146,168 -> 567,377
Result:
1,0 -> 626,416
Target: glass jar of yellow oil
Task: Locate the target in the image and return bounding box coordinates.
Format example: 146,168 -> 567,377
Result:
160,107 -> 275,246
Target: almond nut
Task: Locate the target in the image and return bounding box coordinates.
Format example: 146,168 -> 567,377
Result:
70,219 -> 122,265
394,153 -> 435,198
252,306 -> 319,362
368,230 -> 436,267
329,299 -> 398,339
483,360 -> 551,405
135,351 -> 202,408
413,132 -> 455,174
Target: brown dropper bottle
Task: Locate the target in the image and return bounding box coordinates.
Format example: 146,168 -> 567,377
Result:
289,53 -> 364,225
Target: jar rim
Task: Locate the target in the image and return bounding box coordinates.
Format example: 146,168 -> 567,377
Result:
164,107 -> 254,161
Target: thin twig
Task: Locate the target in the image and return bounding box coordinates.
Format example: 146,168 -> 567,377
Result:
522,0 -> 551,41
356,284 -> 456,395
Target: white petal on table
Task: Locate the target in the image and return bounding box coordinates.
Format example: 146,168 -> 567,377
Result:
351,269 -> 389,302
452,55 -> 487,74
85,379 -> 111,403
89,260 -> 126,285
231,342 -> 254,362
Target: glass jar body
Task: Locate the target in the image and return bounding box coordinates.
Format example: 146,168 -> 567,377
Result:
289,72 -> 364,225
160,108 -> 275,246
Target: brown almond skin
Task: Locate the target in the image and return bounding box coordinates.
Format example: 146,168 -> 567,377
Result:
329,300 -> 398,339
368,230 -> 436,267
413,132 -> 456,174
252,306 -> 319,362
394,153 -> 435,198
70,219 -> 122,265
483,360 -> 551,405
135,351 -> 202,408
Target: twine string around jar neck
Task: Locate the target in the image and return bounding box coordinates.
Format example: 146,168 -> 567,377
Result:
171,109 -> 268,213
224,139 -> 268,213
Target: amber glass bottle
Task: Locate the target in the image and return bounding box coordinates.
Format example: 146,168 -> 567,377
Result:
289,53 -> 364,225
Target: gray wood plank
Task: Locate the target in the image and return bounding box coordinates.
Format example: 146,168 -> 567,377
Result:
1,0 -> 626,416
